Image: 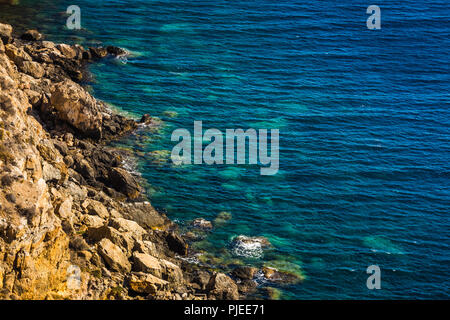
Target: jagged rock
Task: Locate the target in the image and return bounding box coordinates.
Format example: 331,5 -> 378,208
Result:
56,44 -> 77,59
237,280 -> 257,294
83,199 -> 109,219
21,29 -> 42,41
159,259 -> 183,283
88,225 -> 134,255
108,167 -> 141,199
191,218 -> 213,230
0,23 -> 12,44
132,252 -> 162,276
109,217 -> 147,240
190,270 -> 212,291
206,273 -> 239,300
82,214 -> 104,228
97,238 -> 131,273
89,47 -> 108,59
5,44 -> 32,65
134,240 -> 159,257
18,60 -> 45,78
165,231 -> 188,256
128,272 -> 168,295
42,161 -> 61,182
106,46 -> 127,56
232,266 -> 258,280
45,79 -> 103,139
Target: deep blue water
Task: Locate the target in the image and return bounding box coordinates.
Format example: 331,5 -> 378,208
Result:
1,0 -> 449,299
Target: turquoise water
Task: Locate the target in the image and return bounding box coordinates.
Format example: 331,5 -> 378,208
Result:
1,0 -> 449,299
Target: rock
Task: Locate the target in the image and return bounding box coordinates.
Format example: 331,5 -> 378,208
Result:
97,238 -> 131,272
0,40 -> 4,53
41,161 -> 61,182
18,60 -> 45,78
206,273 -> 239,300
45,79 -> 103,139
231,235 -> 271,258
128,272 -> 168,294
109,217 -> 147,240
5,44 -> 32,65
0,23 -> 12,44
55,197 -> 73,219
165,231 -> 188,256
261,263 -> 304,284
106,46 -> 127,56
56,44 -> 77,59
232,266 -> 258,280
134,240 -> 159,257
132,252 -> 162,277
190,270 -> 211,291
89,47 -> 108,59
83,199 -> 109,219
191,218 -> 213,230
21,29 -> 43,41
263,287 -> 282,300
76,159 -> 96,181
159,259 -> 183,283
237,280 -> 257,294
139,114 -> 152,124
213,211 -> 232,227
82,214 -> 104,228
88,225 -> 134,254
108,167 -> 141,199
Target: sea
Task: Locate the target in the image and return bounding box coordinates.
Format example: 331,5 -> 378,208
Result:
1,0 -> 449,299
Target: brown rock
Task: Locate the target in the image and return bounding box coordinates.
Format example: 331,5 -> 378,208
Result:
232,266 -> 258,280
191,218 -> 213,230
21,29 -> 42,41
165,231 -> 188,256
108,167 -> 141,199
132,252 -> 162,277
206,273 -> 239,300
0,23 -> 12,44
56,44 -> 77,59
97,238 -> 131,273
128,272 -> 168,294
46,79 -> 103,139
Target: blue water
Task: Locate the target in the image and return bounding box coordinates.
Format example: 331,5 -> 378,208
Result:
1,0 -> 449,299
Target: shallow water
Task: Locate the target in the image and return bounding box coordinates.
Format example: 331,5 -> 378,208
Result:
1,0 -> 449,299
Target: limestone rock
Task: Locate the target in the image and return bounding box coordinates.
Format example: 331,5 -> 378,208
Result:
108,167 -> 141,199
97,238 -> 131,273
128,272 -> 168,295
166,231 -> 188,256
109,217 -> 147,240
83,199 -> 109,219
206,273 -> 239,300
46,79 -> 103,139
132,252 -> 162,276
56,44 -> 77,59
0,23 -> 12,44
232,266 -> 258,280
21,29 -> 43,41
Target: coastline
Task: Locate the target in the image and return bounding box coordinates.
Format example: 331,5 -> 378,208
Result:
0,22 -> 240,300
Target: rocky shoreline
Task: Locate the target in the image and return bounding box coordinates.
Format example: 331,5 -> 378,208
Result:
0,22 -> 241,300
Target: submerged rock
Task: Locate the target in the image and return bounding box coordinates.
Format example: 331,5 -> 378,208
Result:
191,218 -> 213,230
231,235 -> 271,258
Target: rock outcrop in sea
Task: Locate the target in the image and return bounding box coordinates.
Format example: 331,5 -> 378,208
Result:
0,22 -> 239,300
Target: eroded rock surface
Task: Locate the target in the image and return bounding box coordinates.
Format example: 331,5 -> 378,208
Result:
0,23 -> 239,300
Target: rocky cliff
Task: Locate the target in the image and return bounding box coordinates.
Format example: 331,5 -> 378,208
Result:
0,22 -> 240,300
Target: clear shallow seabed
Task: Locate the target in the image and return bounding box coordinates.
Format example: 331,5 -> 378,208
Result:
1,0 -> 449,299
